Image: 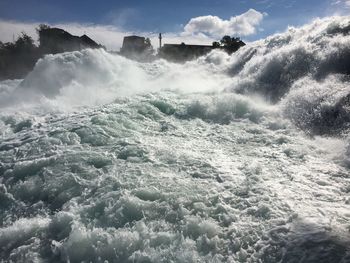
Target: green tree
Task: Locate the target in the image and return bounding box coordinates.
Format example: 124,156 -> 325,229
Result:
220,36 -> 231,46
36,24 -> 50,33
220,35 -> 245,53
145,37 -> 151,47
15,32 -> 35,50
36,24 -> 50,44
144,37 -> 153,53
212,41 -> 221,48
0,31 -> 39,80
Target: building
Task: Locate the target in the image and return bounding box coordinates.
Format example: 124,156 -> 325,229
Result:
39,27 -> 103,54
120,36 -> 152,56
119,35 -> 245,62
159,38 -> 245,62
159,43 -> 215,62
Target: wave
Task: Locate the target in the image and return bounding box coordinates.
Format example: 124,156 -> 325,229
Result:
224,16 -> 350,100
281,75 -> 350,136
1,16 -> 350,262
0,49 -> 231,111
1,16 -> 349,136
213,16 -> 350,135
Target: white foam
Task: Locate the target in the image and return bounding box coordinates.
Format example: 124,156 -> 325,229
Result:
0,16 -> 349,262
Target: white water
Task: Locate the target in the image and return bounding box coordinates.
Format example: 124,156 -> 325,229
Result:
0,16 -> 350,262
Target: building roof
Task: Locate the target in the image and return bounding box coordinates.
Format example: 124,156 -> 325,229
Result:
163,43 -> 213,48
124,35 -> 145,40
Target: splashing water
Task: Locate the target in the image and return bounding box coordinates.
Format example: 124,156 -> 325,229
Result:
0,16 -> 350,262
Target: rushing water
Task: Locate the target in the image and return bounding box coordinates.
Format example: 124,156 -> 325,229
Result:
0,16 -> 350,263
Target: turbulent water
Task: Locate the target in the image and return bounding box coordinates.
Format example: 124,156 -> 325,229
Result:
1,16 -> 350,263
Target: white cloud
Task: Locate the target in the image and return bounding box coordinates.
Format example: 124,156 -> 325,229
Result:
0,20 -> 216,51
0,20 -> 39,43
331,0 -> 342,5
183,9 -> 265,38
332,0 -> 350,7
0,11 -> 265,51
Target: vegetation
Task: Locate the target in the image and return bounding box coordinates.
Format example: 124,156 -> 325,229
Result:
212,41 -> 221,48
36,24 -> 51,45
0,24 -> 103,80
212,36 -> 246,53
220,35 -> 246,53
143,37 -> 154,54
0,32 -> 40,80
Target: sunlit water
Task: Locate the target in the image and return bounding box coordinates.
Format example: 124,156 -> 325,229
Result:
0,16 -> 350,262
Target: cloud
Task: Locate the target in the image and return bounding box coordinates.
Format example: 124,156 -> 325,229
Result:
0,20 -> 39,43
331,0 -> 350,7
0,11 -> 265,51
183,9 -> 265,38
331,0 -> 342,5
0,20 -> 216,51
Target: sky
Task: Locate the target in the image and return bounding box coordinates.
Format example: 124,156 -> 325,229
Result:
0,0 -> 349,50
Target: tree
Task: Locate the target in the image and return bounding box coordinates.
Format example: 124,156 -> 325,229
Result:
36,24 -> 50,44
220,35 -> 241,46
0,31 -> 39,80
143,37 -> 154,53
212,41 -> 221,48
36,24 -> 50,33
15,32 -> 35,50
145,37 -> 151,47
220,35 -> 231,46
220,35 -> 245,53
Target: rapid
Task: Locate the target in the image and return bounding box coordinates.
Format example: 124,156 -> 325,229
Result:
0,16 -> 350,262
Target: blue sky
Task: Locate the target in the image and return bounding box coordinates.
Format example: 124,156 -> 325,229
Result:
0,0 -> 349,50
